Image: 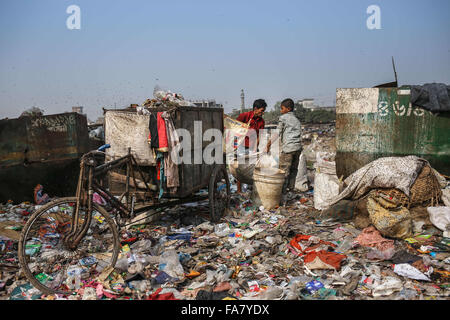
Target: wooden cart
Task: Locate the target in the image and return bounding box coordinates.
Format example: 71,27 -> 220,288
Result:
103,106 -> 230,222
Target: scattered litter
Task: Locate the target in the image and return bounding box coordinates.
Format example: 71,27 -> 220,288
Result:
1,124 -> 449,301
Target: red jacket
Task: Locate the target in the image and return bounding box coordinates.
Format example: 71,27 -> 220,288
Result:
236,111 -> 265,149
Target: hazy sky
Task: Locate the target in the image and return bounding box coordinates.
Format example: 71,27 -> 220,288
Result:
1,0 -> 449,121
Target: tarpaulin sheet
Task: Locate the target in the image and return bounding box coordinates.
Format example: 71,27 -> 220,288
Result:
326,156 -> 429,208
105,111 -> 155,165
410,83 -> 450,112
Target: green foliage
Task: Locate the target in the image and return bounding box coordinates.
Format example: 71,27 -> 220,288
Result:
263,102 -> 281,124
304,108 -> 336,123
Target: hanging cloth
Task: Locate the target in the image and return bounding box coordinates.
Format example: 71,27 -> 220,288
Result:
161,111 -> 180,191
156,151 -> 165,199
148,112 -> 169,152
148,113 -> 159,149
156,112 -> 169,152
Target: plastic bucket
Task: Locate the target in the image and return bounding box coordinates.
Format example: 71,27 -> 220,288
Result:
252,167 -> 286,209
229,153 -> 259,185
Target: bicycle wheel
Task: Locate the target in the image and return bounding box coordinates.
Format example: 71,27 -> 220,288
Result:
18,197 -> 120,296
209,165 -> 231,222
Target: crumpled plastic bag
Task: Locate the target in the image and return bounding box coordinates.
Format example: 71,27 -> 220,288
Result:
257,154 -> 277,168
159,250 -> 185,279
372,277 -> 403,297
393,263 -> 430,281
229,153 -> 277,185
146,287 -> 178,300
214,223 -> 231,237
366,246 -> 395,261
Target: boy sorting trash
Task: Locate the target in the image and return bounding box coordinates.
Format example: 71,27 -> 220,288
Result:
266,98 -> 302,201
235,99 -> 267,193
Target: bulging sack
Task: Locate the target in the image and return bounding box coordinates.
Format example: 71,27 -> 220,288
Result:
367,193 -> 412,239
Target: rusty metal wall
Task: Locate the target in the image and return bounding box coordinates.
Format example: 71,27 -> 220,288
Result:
0,112 -> 90,202
0,112 -> 89,167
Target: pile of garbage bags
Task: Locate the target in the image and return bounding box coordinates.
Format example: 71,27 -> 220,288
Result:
319,155 -> 448,240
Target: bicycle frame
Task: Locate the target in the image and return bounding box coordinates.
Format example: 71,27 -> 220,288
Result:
63,149 -> 154,250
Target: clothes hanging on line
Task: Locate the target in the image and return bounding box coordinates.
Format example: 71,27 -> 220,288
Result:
149,111 -> 180,195
148,112 -> 169,152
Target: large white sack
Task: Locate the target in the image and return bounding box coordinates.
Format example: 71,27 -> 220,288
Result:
441,188 -> 450,207
313,172 -> 341,210
427,206 -> 450,237
294,152 -> 309,192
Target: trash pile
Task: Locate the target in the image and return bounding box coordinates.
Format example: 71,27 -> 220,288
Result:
18,107 -> 45,118
301,123 -> 336,165
1,119 -> 449,300
1,166 -> 449,300
137,86 -> 195,112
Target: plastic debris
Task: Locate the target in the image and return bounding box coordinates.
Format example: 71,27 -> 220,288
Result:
1,135 -> 449,301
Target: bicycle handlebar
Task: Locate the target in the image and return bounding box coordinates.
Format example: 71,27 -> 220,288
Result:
97,144 -> 111,152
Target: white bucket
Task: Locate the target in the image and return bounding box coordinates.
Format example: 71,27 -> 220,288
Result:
252,167 -> 285,209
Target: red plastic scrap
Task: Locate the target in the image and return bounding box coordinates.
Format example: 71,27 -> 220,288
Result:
289,234 -> 346,270
146,288 -> 178,300
303,250 -> 347,270
121,237 -> 137,244
289,234 -> 336,255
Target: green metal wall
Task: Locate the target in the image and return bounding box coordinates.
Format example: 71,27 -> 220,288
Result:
336,87 -> 450,178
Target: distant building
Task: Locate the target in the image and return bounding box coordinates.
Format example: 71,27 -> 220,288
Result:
297,99 -> 335,112
191,99 -> 223,108
297,99 -> 315,110
320,106 -> 336,112
72,106 -> 84,114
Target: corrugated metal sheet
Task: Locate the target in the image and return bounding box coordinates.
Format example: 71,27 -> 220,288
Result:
0,112 -> 89,167
335,87 -> 450,178
0,112 -> 89,202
